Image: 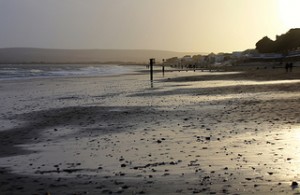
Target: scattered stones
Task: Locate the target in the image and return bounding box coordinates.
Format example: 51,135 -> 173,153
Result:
2,68 -> 300,194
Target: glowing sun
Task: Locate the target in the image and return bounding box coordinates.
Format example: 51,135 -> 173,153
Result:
278,0 -> 300,29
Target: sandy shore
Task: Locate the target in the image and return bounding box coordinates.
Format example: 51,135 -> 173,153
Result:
1,66 -> 300,194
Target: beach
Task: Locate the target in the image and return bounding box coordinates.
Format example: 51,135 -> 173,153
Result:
1,65 -> 300,194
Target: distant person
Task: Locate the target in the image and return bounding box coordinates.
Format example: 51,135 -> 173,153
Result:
285,62 -> 289,73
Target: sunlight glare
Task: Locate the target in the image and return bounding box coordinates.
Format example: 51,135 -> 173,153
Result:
278,0 -> 300,29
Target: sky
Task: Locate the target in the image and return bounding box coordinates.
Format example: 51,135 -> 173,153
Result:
0,0 -> 299,53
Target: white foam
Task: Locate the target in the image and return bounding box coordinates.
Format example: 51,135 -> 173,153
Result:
0,64 -> 139,80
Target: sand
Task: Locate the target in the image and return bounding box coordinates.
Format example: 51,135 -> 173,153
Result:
1,65 -> 300,194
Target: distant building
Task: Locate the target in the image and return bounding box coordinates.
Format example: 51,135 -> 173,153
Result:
288,47 -> 300,57
232,51 -> 243,58
165,57 -> 180,67
192,55 -> 206,66
250,53 -> 283,59
179,55 -> 193,68
215,54 -> 225,63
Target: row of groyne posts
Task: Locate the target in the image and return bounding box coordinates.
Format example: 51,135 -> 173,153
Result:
148,58 -> 201,88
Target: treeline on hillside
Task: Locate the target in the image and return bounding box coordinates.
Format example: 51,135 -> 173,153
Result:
256,28 -> 300,53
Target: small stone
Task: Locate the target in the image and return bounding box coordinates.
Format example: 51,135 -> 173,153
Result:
121,164 -> 126,168
122,185 -> 129,189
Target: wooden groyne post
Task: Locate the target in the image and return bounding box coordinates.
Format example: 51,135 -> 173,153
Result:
150,58 -> 155,87
162,59 -> 165,77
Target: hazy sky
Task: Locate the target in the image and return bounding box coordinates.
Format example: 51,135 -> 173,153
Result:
0,0 -> 299,53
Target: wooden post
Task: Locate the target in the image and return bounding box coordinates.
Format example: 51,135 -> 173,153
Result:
150,58 -> 155,87
162,59 -> 165,77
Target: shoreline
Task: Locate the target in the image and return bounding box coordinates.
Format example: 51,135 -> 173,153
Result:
0,64 -> 147,82
1,67 -> 300,194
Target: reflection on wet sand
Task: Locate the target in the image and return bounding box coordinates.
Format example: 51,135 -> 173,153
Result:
1,68 -> 300,194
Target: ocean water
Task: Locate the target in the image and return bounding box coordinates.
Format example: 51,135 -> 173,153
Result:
0,64 -> 141,80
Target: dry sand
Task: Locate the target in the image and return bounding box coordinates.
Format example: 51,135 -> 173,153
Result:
1,66 -> 300,194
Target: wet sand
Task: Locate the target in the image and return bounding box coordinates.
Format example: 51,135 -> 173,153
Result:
1,66 -> 300,194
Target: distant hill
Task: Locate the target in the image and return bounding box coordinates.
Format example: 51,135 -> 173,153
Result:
256,28 -> 300,53
0,48 -> 202,64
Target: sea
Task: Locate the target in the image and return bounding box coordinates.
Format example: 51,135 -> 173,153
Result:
0,64 -> 142,80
